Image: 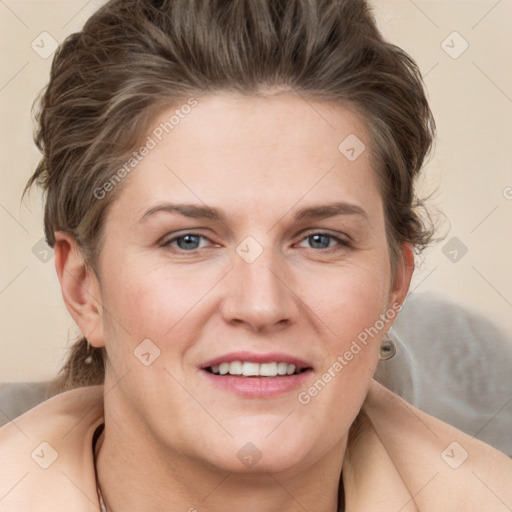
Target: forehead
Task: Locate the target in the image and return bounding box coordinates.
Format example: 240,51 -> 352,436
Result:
106,92 -> 381,224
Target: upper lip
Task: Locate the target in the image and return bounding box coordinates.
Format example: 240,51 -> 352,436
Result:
201,351 -> 313,371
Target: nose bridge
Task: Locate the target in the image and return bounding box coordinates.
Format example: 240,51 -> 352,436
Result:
222,242 -> 296,330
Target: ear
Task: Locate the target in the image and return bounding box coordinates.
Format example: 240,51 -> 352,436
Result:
387,242 -> 415,316
54,231 -> 105,348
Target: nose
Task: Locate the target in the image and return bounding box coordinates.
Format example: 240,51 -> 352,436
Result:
219,248 -> 299,333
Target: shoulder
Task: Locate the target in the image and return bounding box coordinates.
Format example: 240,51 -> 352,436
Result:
0,385 -> 104,511
348,380 -> 512,511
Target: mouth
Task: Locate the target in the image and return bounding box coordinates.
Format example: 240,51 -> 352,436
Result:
199,352 -> 313,397
205,361 -> 310,377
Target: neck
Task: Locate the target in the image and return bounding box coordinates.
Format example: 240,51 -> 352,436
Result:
95,413 -> 345,512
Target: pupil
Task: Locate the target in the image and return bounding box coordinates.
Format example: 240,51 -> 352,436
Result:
177,235 -> 200,250
310,235 -> 330,249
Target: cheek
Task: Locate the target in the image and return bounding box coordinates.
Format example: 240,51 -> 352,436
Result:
101,251 -> 392,329
98,259 -> 223,346
295,264 -> 391,432
303,260 -> 392,345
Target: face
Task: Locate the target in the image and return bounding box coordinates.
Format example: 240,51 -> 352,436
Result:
84,92 -> 411,475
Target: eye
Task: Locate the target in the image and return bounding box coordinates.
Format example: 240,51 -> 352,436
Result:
297,233 -> 347,250
161,231 -> 348,253
163,233 -> 211,251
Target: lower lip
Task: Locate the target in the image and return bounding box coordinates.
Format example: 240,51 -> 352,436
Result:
201,369 -> 312,398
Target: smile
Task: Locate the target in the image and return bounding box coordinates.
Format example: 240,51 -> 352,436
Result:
206,361 -> 307,377
200,351 -> 313,397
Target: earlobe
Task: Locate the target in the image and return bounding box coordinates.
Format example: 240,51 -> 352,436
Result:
54,231 -> 105,348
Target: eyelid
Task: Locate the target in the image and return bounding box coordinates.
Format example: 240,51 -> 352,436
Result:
297,228 -> 353,243
160,231 -> 216,249
295,229 -> 351,245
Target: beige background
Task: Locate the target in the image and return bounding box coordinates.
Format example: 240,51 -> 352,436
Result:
1,0 -> 511,382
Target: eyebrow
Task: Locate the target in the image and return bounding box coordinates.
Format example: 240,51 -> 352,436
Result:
139,201 -> 369,224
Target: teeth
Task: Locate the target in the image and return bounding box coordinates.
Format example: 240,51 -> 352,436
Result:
277,362 -> 288,375
260,362 -> 277,376
242,361 -> 260,376
228,361 -> 243,375
208,361 -> 300,377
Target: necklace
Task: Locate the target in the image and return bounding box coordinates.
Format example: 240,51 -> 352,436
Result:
91,422 -> 343,512
97,484 -> 108,512
93,423 -> 108,512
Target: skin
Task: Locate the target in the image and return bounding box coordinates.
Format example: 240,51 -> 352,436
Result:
55,92 -> 414,512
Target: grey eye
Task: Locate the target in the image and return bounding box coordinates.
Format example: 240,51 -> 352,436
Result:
307,234 -> 332,249
174,234 -> 202,250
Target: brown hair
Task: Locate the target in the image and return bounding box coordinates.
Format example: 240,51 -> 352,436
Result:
25,0 -> 436,393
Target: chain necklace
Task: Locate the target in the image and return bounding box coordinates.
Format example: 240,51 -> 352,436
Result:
97,483 -> 108,512
93,423 -> 108,512
92,423 -> 343,512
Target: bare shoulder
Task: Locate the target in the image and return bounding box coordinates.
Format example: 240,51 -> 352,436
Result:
359,380 -> 512,509
0,386 -> 104,510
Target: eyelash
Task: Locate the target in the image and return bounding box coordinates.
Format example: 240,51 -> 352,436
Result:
161,231 -> 350,253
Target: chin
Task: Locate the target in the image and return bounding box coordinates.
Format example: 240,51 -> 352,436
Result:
202,420 -> 323,475
209,443 -> 312,475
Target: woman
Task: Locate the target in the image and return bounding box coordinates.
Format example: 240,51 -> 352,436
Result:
1,0 -> 511,510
